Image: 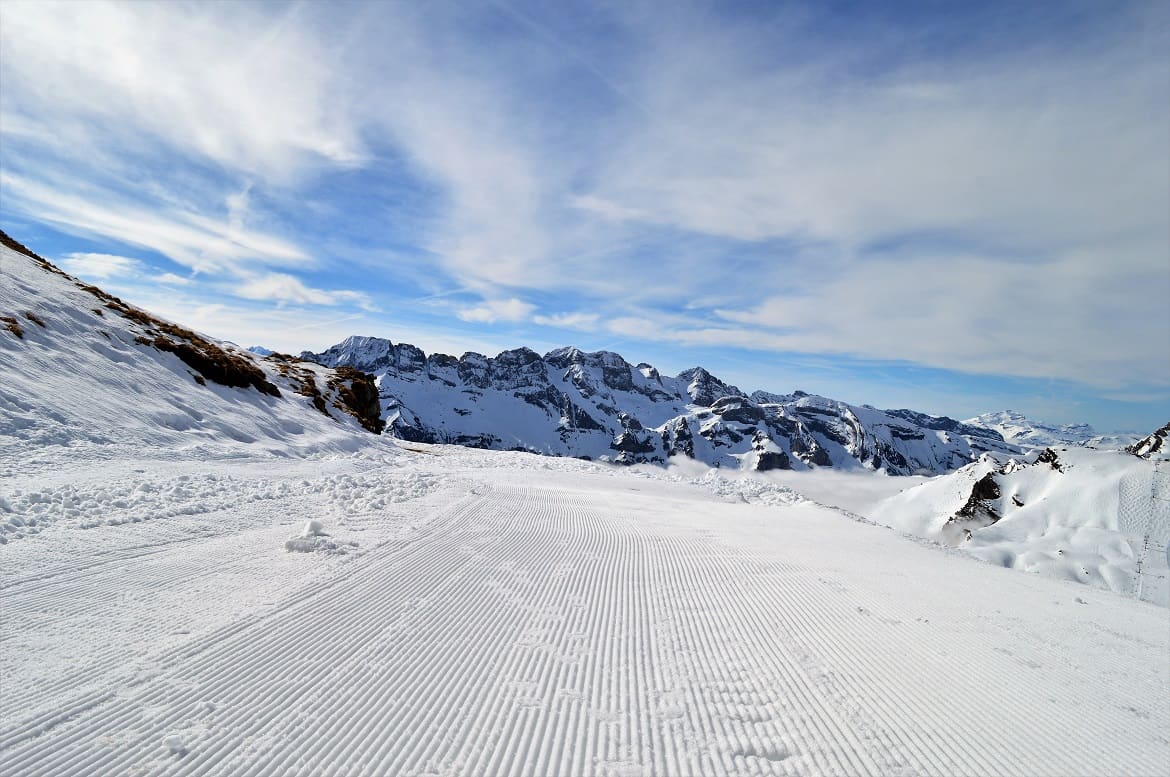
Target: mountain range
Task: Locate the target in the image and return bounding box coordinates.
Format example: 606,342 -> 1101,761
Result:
300,335 -> 1023,475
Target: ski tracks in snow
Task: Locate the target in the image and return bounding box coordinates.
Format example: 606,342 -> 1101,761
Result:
1,464 -> 1167,776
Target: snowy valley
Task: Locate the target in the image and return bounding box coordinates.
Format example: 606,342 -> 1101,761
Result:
2,234 -> 1168,776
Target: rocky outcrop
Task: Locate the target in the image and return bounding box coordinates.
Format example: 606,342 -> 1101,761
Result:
943,471 -> 1003,544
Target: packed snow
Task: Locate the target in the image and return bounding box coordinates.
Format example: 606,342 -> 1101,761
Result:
2,445 -> 1168,776
3,240 -> 1169,775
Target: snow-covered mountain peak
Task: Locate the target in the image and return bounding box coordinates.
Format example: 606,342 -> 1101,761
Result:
677,366 -> 744,406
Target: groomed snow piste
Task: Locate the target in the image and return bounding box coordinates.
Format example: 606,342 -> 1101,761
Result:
1,446 -> 1168,777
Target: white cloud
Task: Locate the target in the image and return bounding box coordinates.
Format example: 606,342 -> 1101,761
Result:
456,298 -> 537,324
154,273 -> 192,286
568,195 -> 647,224
2,0 -> 1166,401
587,5 -> 1170,254
226,183 -> 252,234
233,273 -> 375,311
59,252 -> 140,279
602,244 -> 1170,390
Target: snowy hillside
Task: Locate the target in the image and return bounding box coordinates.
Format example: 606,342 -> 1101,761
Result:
304,336 -> 1019,475
965,409 -> 1138,450
0,235 -> 383,472
871,445 -> 1170,605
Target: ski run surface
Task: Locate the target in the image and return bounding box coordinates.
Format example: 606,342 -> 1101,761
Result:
2,443 -> 1167,777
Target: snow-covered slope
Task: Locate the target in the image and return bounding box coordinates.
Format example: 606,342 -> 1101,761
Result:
871,445 -> 1170,605
305,336 -> 1020,475
965,409 -> 1137,450
0,235 -> 382,471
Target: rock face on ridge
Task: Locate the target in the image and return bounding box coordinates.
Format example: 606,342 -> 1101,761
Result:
302,335 -> 1020,474
1129,422 -> 1170,460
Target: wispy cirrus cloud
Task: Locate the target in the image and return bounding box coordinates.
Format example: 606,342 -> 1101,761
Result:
234,273 -> 376,312
0,0 -> 363,179
532,312 -> 601,330
0,173 -> 309,275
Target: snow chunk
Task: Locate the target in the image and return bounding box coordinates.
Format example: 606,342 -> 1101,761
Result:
285,520 -> 356,555
163,733 -> 187,755
300,519 -> 327,538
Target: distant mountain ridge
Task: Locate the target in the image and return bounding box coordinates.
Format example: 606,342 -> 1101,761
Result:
303,335 -> 1020,475
965,409 -> 1138,450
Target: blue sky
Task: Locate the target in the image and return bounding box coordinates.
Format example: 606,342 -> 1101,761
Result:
1,0 -> 1167,433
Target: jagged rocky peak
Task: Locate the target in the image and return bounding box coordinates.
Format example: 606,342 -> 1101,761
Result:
709,395 -> 766,424
491,347 -> 547,390
546,346 -> 638,395
677,366 -> 743,406
456,352 -> 491,388
394,343 -> 427,374
302,335 -> 396,373
751,389 -> 799,405
544,346 -> 629,369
